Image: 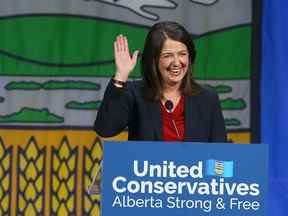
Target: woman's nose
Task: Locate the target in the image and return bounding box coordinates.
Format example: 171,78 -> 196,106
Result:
172,55 -> 181,65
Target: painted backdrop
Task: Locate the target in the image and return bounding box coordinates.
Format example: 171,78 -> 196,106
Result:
0,0 -> 258,215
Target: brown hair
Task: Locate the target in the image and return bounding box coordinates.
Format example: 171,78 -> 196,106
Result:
141,21 -> 200,101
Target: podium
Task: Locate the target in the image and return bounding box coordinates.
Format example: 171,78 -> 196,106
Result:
100,141 -> 268,216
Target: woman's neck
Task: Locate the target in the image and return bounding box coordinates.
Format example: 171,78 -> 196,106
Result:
162,82 -> 181,98
161,84 -> 182,111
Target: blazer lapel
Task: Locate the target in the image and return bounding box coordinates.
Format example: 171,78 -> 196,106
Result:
150,100 -> 162,140
184,95 -> 201,141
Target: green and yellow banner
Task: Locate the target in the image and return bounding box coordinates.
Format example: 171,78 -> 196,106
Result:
0,0 -> 257,215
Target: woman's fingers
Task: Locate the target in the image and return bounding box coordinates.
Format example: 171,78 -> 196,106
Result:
123,35 -> 128,52
115,34 -> 128,53
113,34 -> 138,78
131,50 -> 139,66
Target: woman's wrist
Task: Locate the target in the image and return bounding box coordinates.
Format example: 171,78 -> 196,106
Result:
112,71 -> 129,88
114,71 -> 129,82
112,75 -> 127,88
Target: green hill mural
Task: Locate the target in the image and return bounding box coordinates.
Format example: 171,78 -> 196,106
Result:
65,100 -> 102,110
5,80 -> 101,90
0,107 -> 64,123
0,16 -> 250,79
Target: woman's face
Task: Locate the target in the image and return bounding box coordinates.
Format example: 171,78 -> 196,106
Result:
158,38 -> 189,88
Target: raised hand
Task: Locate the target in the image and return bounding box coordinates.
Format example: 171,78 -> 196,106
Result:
113,35 -> 139,82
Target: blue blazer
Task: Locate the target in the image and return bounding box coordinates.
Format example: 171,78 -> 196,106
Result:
94,80 -> 227,142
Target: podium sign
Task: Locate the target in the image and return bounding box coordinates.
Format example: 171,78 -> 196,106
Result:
102,142 -> 268,216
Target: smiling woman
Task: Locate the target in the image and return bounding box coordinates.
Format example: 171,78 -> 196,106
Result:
94,21 -> 227,143
158,39 -> 189,87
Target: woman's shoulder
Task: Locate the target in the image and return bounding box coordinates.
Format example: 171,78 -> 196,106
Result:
127,79 -> 144,86
126,79 -> 145,91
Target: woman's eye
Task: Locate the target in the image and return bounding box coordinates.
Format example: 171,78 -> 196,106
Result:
162,54 -> 171,58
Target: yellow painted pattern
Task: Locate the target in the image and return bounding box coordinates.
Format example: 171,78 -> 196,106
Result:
51,138 -> 77,215
228,132 -> 251,144
0,138 -> 12,215
0,129 -> 105,216
83,139 -> 102,215
0,129 -> 249,215
18,138 -> 45,215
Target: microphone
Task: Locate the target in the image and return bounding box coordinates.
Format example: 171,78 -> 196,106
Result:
87,160 -> 102,195
165,100 -> 174,112
164,100 -> 180,139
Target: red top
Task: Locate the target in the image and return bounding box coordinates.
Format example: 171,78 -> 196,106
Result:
160,96 -> 185,141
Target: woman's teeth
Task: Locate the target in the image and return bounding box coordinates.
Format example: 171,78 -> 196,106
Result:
169,69 -> 181,74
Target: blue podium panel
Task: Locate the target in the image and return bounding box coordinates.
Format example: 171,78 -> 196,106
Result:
102,142 -> 268,216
